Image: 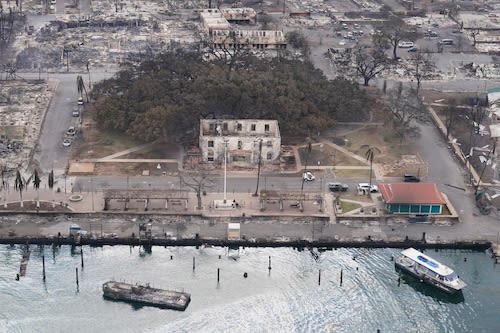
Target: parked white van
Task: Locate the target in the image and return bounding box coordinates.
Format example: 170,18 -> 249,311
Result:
357,183 -> 379,193
398,41 -> 414,48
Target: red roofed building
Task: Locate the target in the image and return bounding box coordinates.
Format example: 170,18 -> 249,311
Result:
379,183 -> 446,215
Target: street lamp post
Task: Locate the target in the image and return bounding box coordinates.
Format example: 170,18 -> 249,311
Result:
223,138 -> 228,203
89,177 -> 94,211
253,139 -> 263,197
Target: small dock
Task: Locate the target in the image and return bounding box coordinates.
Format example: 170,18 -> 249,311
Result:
19,248 -> 31,277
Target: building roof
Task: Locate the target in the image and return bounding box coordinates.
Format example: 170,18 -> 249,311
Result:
400,248 -> 454,276
379,183 -> 446,204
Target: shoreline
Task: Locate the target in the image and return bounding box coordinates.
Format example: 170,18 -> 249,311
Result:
0,212 -> 496,253
0,235 -> 492,251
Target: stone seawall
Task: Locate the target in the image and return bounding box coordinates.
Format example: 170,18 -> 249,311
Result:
0,212 -> 495,252
0,235 -> 492,251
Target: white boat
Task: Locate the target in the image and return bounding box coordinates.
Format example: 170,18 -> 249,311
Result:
395,248 -> 467,294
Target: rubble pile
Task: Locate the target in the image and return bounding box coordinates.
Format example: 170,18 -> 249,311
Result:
380,155 -> 425,177
10,0 -> 203,71
0,80 -> 51,170
462,62 -> 500,79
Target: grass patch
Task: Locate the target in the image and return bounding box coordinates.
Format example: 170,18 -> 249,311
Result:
334,169 -> 370,179
344,125 -> 416,164
298,145 -> 366,166
339,200 -> 361,213
123,143 -> 180,159
74,123 -> 143,160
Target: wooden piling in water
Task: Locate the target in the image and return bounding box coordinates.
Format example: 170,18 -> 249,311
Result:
76,267 -> 79,288
268,256 -> 271,270
193,257 -> 195,271
42,255 -> 46,281
318,269 -> 321,285
19,248 -> 31,277
340,269 -> 343,286
80,248 -> 84,268
217,268 -> 220,282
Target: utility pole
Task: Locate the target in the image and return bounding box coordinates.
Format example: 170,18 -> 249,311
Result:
301,142 -> 312,193
223,138 -> 228,203
475,140 -> 496,195
253,139 -> 263,197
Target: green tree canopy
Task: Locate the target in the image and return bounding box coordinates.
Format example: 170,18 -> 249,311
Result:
92,48 -> 372,142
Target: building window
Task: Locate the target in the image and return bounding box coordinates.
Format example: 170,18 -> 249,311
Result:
208,156 -> 214,162
237,123 -> 242,131
238,141 -> 242,149
209,123 -> 215,132
266,140 -> 272,147
208,140 -> 214,147
264,124 -> 270,132
251,124 -> 256,131
267,152 -> 272,160
223,122 -> 228,131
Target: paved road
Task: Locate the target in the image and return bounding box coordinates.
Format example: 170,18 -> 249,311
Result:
24,71 -> 114,174
304,21 -> 500,239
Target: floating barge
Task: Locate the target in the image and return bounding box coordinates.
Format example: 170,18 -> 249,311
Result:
102,281 -> 190,311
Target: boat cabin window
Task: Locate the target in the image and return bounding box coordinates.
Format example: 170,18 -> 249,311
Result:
445,272 -> 458,281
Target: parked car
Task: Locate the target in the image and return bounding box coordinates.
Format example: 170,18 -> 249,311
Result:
408,46 -> 418,52
66,126 -> 76,136
77,97 -> 84,105
403,174 -> 420,182
303,172 -> 315,181
62,138 -> 72,147
357,183 -> 378,193
328,182 -> 349,192
440,39 -> 454,45
398,41 -> 414,48
72,107 -> 80,117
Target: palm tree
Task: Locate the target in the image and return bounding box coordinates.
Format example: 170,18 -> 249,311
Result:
76,75 -> 88,102
253,139 -> 263,197
362,145 -> 380,193
301,141 -> 313,192
14,169 -> 29,208
32,168 -> 41,208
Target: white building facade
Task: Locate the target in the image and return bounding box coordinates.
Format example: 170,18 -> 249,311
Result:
199,119 -> 281,167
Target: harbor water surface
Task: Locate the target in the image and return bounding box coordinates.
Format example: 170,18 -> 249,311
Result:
0,245 -> 499,332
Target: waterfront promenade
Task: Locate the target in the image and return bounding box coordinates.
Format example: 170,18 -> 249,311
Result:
0,185 -> 499,252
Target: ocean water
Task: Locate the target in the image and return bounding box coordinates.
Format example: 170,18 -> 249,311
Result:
0,245 -> 499,333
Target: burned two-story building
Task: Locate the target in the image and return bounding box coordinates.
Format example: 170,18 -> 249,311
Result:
199,8 -> 286,50
199,119 -> 281,167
